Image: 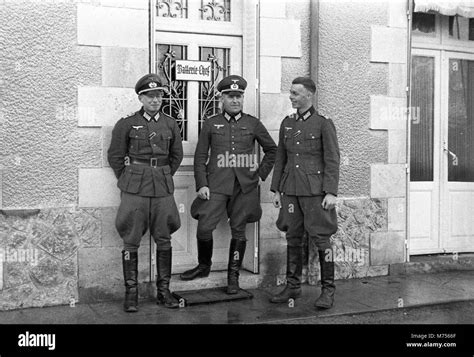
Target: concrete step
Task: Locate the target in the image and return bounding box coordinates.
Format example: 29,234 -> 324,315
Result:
390,253 -> 474,276
170,270 -> 263,292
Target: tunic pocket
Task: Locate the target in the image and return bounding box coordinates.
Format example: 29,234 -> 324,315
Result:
154,130 -> 172,155
307,171 -> 323,195
118,167 -> 143,194
128,129 -> 147,154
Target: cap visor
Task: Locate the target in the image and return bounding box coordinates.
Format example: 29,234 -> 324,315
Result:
138,87 -> 167,94
222,90 -> 244,96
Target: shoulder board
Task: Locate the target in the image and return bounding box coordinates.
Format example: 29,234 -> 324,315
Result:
317,111 -> 331,120
285,113 -> 297,120
209,113 -> 220,119
205,113 -> 221,121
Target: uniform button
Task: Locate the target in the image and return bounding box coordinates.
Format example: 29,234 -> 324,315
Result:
153,144 -> 157,146
317,171 -> 321,174
232,136 -> 235,138
296,165 -> 299,168
296,142 -> 300,145
232,142 -> 235,144
232,148 -> 235,150
296,153 -> 299,156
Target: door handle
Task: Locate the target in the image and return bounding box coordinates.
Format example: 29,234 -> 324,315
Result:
443,142 -> 458,166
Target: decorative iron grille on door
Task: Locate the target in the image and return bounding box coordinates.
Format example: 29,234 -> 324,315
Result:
198,47 -> 230,133
156,43 -> 230,139
156,44 -> 188,140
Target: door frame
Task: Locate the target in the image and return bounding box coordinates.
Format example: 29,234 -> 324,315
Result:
148,0 -> 260,274
409,48 -> 474,255
409,48 -> 443,255
440,51 -> 474,253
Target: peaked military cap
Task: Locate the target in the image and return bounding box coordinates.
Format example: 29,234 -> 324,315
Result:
135,73 -> 167,95
217,75 -> 247,95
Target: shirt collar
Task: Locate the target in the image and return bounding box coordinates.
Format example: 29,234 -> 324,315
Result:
223,111 -> 242,122
296,106 -> 315,121
141,108 -> 160,122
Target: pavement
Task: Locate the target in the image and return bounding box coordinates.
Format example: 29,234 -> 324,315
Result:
0,270 -> 473,324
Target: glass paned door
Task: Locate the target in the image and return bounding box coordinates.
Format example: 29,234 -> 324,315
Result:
410,50 -> 474,255
442,54 -> 474,253
154,32 -> 243,273
409,51 -> 442,254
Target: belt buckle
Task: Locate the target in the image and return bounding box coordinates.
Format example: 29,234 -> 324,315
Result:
150,158 -> 158,168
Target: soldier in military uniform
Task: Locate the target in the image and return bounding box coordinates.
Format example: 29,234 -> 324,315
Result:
180,75 -> 277,294
107,74 -> 183,312
270,77 -> 340,309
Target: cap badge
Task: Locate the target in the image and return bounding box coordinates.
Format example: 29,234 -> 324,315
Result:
149,82 -> 157,88
230,79 -> 239,90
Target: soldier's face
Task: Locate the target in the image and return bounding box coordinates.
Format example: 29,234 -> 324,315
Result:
289,84 -> 313,111
139,90 -> 163,114
221,93 -> 244,115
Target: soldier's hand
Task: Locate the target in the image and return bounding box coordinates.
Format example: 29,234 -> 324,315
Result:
322,193 -> 337,210
272,191 -> 281,208
198,186 -> 210,200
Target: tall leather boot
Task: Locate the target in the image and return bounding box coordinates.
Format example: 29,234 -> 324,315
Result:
122,250 -> 138,313
179,239 -> 213,280
270,245 -> 303,303
314,249 -> 335,309
156,248 -> 179,309
227,239 -> 246,294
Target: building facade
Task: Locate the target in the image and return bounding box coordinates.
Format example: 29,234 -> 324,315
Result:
0,0 -> 473,310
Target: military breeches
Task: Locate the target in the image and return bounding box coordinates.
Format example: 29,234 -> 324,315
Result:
276,195 -> 337,250
192,181 -> 262,241
115,192 -> 181,252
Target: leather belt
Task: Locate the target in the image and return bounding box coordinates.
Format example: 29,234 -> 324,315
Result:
130,157 -> 170,167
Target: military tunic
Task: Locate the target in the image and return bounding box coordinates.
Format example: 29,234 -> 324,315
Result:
192,111 -> 277,241
107,108 -> 183,251
270,106 -> 340,249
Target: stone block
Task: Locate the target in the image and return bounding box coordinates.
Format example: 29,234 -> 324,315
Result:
259,203 -> 281,239
102,47 -> 148,87
370,231 -> 405,265
388,130 -> 406,164
77,4 -> 148,48
78,168 -> 121,208
260,56 -> 282,94
389,0 -> 408,28
77,128 -> 102,168
260,93 -> 293,130
388,197 -> 406,231
370,164 -> 406,198
389,63 -> 407,98
260,18 -> 302,58
73,208 -> 102,248
371,26 -> 407,64
370,95 -> 407,130
78,86 -> 138,127
260,0 -> 286,18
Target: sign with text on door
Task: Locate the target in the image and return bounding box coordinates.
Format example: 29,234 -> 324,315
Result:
175,60 -> 212,81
